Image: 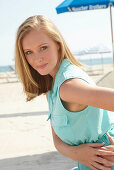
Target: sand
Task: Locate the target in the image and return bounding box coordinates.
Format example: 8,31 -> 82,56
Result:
0,81 -> 77,170
0,64 -> 114,170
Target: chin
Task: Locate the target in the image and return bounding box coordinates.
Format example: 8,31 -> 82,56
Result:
37,71 -> 49,76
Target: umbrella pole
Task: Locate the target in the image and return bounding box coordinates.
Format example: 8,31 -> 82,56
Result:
109,3 -> 114,68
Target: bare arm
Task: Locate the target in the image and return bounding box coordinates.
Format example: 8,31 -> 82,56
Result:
51,126 -> 114,170
59,78 -> 114,111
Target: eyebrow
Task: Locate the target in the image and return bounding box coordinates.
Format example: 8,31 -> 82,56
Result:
23,43 -> 48,52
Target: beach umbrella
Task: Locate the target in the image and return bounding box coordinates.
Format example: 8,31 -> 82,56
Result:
56,0 -> 114,67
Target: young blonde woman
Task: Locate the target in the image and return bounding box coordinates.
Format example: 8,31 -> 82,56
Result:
15,15 -> 114,170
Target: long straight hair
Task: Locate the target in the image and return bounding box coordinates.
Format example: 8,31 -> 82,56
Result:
15,15 -> 82,101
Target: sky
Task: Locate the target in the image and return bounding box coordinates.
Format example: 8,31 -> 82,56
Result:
0,0 -> 114,66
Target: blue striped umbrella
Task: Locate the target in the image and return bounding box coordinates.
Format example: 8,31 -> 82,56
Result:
56,0 -> 114,66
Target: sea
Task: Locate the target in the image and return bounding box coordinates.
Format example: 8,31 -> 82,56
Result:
0,55 -> 113,73
79,56 -> 113,66
0,65 -> 15,73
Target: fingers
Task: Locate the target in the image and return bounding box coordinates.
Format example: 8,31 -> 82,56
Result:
88,142 -> 104,147
95,155 -> 114,167
101,145 -> 114,152
107,133 -> 114,145
96,149 -> 114,156
89,164 -> 98,170
91,161 -> 111,170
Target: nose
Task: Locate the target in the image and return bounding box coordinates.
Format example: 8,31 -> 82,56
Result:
34,53 -> 43,62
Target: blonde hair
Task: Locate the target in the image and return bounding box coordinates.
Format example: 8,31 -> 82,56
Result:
15,15 -> 82,101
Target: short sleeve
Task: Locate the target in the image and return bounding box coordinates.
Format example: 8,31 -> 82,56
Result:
58,64 -> 96,89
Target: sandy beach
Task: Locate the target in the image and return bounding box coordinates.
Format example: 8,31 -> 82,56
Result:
0,79 -> 77,169
0,64 -> 114,170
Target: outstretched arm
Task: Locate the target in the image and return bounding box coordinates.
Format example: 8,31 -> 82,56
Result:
51,126 -> 114,170
59,78 -> 114,111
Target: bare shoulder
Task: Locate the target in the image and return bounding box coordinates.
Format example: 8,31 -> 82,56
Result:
59,78 -> 98,105
59,78 -> 89,100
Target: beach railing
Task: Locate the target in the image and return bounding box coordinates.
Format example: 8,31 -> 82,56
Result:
0,70 -> 19,84
73,51 -> 113,76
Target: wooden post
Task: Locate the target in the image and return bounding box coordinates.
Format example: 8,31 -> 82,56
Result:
109,3 -> 114,68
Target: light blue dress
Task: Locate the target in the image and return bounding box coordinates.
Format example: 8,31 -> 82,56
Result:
47,59 -> 114,170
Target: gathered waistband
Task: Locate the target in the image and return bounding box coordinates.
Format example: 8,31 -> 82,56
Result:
96,133 -> 110,146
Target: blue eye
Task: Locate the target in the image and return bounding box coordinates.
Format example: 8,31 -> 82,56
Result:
40,46 -> 47,51
25,51 -> 32,55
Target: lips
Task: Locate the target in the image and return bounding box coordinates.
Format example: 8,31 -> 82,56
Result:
37,63 -> 48,69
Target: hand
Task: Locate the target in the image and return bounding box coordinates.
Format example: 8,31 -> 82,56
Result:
107,133 -> 114,145
101,133 -> 114,162
52,126 -> 114,170
76,142 -> 114,170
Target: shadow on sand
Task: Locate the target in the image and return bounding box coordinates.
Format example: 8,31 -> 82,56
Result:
0,151 -> 77,170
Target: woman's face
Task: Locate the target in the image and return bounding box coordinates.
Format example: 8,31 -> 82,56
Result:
22,29 -> 60,77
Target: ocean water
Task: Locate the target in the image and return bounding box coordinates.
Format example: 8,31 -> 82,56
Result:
0,57 -> 113,73
79,57 -> 113,66
0,65 -> 14,73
